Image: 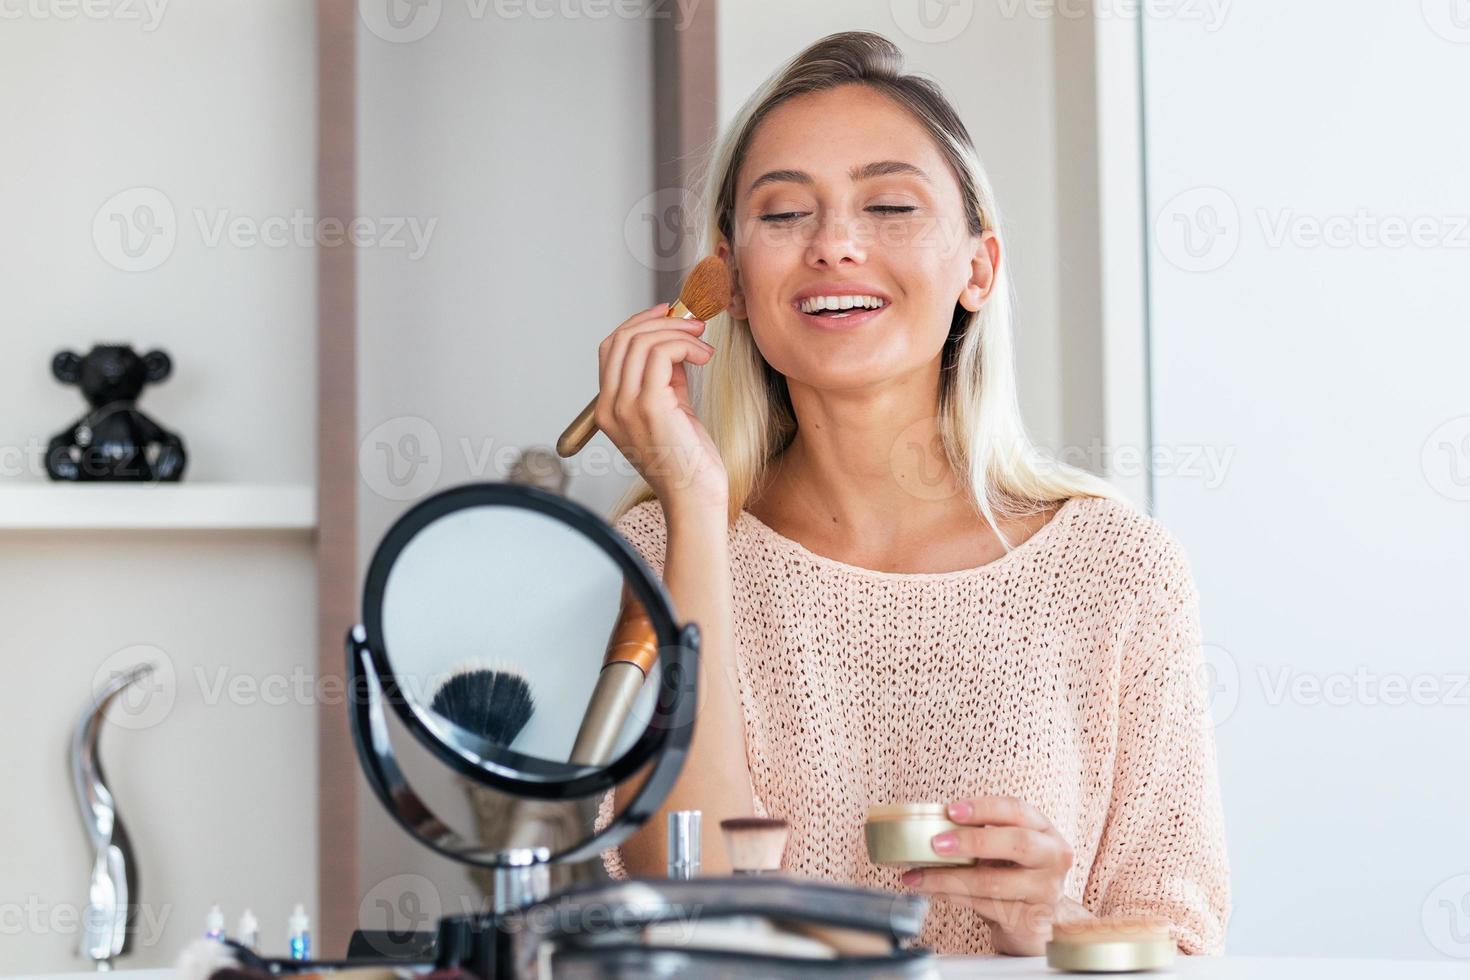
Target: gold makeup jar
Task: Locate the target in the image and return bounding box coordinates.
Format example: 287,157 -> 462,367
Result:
1045,916 -> 1176,973
864,803 -> 978,868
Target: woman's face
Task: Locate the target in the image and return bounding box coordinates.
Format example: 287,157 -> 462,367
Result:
720,83 -> 998,393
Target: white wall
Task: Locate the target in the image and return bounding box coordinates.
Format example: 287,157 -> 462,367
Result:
1142,1 -> 1470,959
0,2 -> 318,972
354,0 -> 659,922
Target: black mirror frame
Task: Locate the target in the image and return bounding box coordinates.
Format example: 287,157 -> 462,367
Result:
346,481 -> 700,867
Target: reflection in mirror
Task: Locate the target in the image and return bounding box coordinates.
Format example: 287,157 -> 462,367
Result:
380,504 -> 662,777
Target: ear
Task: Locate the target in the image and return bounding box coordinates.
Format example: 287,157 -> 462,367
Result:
715,238 -> 747,321
142,349 -> 172,382
957,230 -> 1002,313
52,351 -> 83,384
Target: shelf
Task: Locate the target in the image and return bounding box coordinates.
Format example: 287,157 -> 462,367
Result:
0,483 -> 317,531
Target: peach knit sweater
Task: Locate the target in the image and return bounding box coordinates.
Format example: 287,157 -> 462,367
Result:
594,494 -> 1230,956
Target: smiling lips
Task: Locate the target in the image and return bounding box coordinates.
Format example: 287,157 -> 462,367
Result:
793,290 -> 891,328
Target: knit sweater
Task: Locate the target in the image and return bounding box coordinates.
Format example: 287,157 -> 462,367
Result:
594,494 -> 1230,956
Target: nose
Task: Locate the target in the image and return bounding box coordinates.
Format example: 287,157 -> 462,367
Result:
805,207 -> 868,268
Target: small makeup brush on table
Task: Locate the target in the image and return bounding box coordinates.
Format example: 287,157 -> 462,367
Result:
556,255 -> 731,459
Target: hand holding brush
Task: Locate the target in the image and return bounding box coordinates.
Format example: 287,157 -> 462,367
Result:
556,256 -> 732,506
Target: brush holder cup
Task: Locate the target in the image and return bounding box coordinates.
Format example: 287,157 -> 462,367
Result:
338,481 -> 934,979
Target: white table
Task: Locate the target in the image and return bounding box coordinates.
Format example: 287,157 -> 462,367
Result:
18,957 -> 1469,979
934,956 -> 1467,977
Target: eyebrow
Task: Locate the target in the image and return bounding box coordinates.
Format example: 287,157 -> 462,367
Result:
745,159 -> 933,195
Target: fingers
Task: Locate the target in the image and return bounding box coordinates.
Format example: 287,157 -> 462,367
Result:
945,796 -> 1053,832
597,332 -> 712,445
616,329 -> 713,419
598,302 -> 671,403
938,896 -> 1055,936
598,303 -> 706,400
938,825 -> 1070,870
903,863 -> 1058,905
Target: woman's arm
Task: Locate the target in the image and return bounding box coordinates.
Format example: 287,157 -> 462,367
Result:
610,495 -> 754,877
1084,534 -> 1231,954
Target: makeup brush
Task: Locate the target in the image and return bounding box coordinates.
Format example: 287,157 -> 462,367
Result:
555,255 -> 732,458
568,580 -> 657,766
429,663 -> 535,746
719,817 -> 790,875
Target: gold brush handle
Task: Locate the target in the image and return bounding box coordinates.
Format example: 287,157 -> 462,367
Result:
555,299 -> 697,458
556,393 -> 601,458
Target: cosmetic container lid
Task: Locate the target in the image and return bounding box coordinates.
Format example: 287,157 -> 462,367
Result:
866,802 -> 950,821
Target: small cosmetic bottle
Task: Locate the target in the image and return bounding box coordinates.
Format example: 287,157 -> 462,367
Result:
287,903 -> 311,960
864,803 -> 978,868
667,810 -> 701,879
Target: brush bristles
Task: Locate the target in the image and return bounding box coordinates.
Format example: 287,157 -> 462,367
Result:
720,816 -> 790,873
429,663 -> 535,746
679,255 -> 732,322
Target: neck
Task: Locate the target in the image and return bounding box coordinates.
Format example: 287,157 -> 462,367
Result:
770,357 -> 966,536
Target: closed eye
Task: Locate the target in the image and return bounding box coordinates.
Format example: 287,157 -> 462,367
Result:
759,206 -> 917,223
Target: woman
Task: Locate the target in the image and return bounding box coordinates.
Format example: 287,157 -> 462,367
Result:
593,31 -> 1229,957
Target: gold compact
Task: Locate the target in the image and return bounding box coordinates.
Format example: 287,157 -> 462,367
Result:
863,803 -> 977,868
1045,916 -> 1176,973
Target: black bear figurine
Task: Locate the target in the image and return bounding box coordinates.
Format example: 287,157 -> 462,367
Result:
46,345 -> 187,482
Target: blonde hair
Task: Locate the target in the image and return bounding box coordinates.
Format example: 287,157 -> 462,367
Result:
613,31 -> 1120,542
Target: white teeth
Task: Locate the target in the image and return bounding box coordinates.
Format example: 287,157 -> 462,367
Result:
798,294 -> 886,314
